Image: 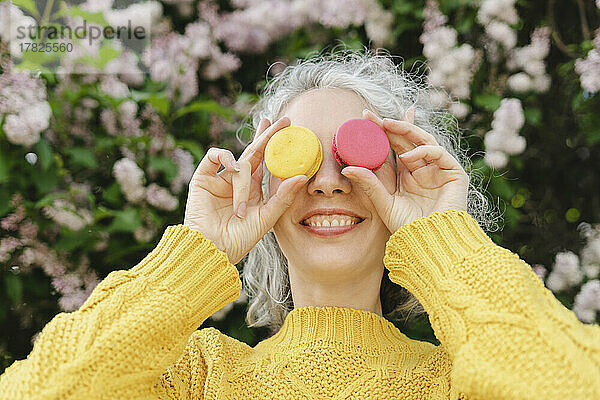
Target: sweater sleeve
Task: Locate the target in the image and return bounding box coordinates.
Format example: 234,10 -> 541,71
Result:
0,224 -> 242,400
383,209 -> 600,400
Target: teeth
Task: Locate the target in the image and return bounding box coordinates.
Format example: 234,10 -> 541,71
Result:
304,214 -> 360,227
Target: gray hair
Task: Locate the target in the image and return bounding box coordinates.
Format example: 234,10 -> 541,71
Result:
237,46 -> 503,334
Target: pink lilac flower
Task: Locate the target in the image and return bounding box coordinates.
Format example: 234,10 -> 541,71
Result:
41,199 -> 93,232
477,0 -> 519,25
170,148 -> 195,194
99,75 -> 130,98
0,237 -> 24,263
0,61 -> 52,147
1,195 -> 25,230
546,251 -> 584,293
483,98 -> 526,168
145,183 -> 179,211
574,29 -> 600,94
100,109 -> 118,135
506,27 -> 552,93
572,280 -> 600,323
420,1 -> 478,118
103,1 -> 163,33
142,32 -> 201,104
118,100 -> 142,137
17,241 -> 99,312
103,50 -> 145,86
477,0 -> 519,59
532,264 -> 547,282
133,225 -> 158,243
113,158 -> 146,203
578,222 -> 600,279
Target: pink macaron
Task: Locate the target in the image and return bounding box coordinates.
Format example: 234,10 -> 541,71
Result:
332,118 -> 390,172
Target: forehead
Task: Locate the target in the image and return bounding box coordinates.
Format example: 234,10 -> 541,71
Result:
280,88 -> 370,140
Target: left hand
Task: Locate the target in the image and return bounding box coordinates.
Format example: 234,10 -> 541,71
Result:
340,107 -> 469,233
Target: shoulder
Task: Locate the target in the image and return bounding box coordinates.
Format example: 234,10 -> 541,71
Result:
186,327 -> 253,359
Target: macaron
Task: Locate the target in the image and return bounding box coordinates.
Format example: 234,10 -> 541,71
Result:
264,126 -> 323,180
332,118 -> 390,171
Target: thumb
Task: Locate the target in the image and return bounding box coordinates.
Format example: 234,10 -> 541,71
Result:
341,167 -> 392,216
259,175 -> 309,232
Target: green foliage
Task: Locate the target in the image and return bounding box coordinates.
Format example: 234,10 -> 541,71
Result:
147,155 -> 178,181
106,207 -> 142,233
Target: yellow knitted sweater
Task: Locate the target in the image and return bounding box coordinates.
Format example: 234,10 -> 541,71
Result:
1,210 -> 599,399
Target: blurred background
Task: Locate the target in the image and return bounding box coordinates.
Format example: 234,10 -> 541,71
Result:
1,0 -> 599,374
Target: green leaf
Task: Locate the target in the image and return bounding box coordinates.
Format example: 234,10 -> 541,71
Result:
173,100 -> 237,121
455,18 -> 474,34
473,93 -> 502,112
54,5 -> 107,26
35,139 -> 54,171
581,40 -> 595,53
0,187 -> 11,217
95,136 -> 113,150
66,147 -> 98,168
175,140 -> 205,162
392,2 -> 415,13
146,95 -> 169,115
12,0 -> 39,18
491,175 -> 514,200
102,181 -> 123,207
32,167 -> 60,194
130,91 -> 170,115
585,127 -> 600,146
504,206 -> 522,230
557,60 -> 575,77
0,150 -> 9,184
5,274 -> 23,307
75,43 -> 120,69
34,192 -> 64,209
55,227 -> 94,252
147,155 -> 178,181
98,45 -> 121,67
106,207 -> 142,233
524,107 -> 542,127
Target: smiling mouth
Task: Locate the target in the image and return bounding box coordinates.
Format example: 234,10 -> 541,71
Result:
300,216 -> 365,227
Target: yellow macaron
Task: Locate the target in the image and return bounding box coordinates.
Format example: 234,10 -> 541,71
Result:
264,126 -> 323,180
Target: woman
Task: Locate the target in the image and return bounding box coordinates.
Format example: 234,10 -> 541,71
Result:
1,49 -> 599,399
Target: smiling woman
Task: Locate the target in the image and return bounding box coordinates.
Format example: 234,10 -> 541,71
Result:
1,48 -> 599,400
242,50 -> 499,332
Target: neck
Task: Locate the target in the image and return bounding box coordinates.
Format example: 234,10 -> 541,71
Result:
288,264 -> 384,317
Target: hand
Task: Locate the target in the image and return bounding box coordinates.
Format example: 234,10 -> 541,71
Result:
183,116 -> 309,264
340,107 -> 469,233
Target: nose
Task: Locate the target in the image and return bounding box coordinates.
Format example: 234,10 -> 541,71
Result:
306,138 -> 352,196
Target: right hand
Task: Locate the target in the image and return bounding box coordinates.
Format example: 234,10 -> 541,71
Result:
183,116 -> 309,265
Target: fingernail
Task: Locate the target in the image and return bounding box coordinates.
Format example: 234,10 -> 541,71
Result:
237,202 -> 247,218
